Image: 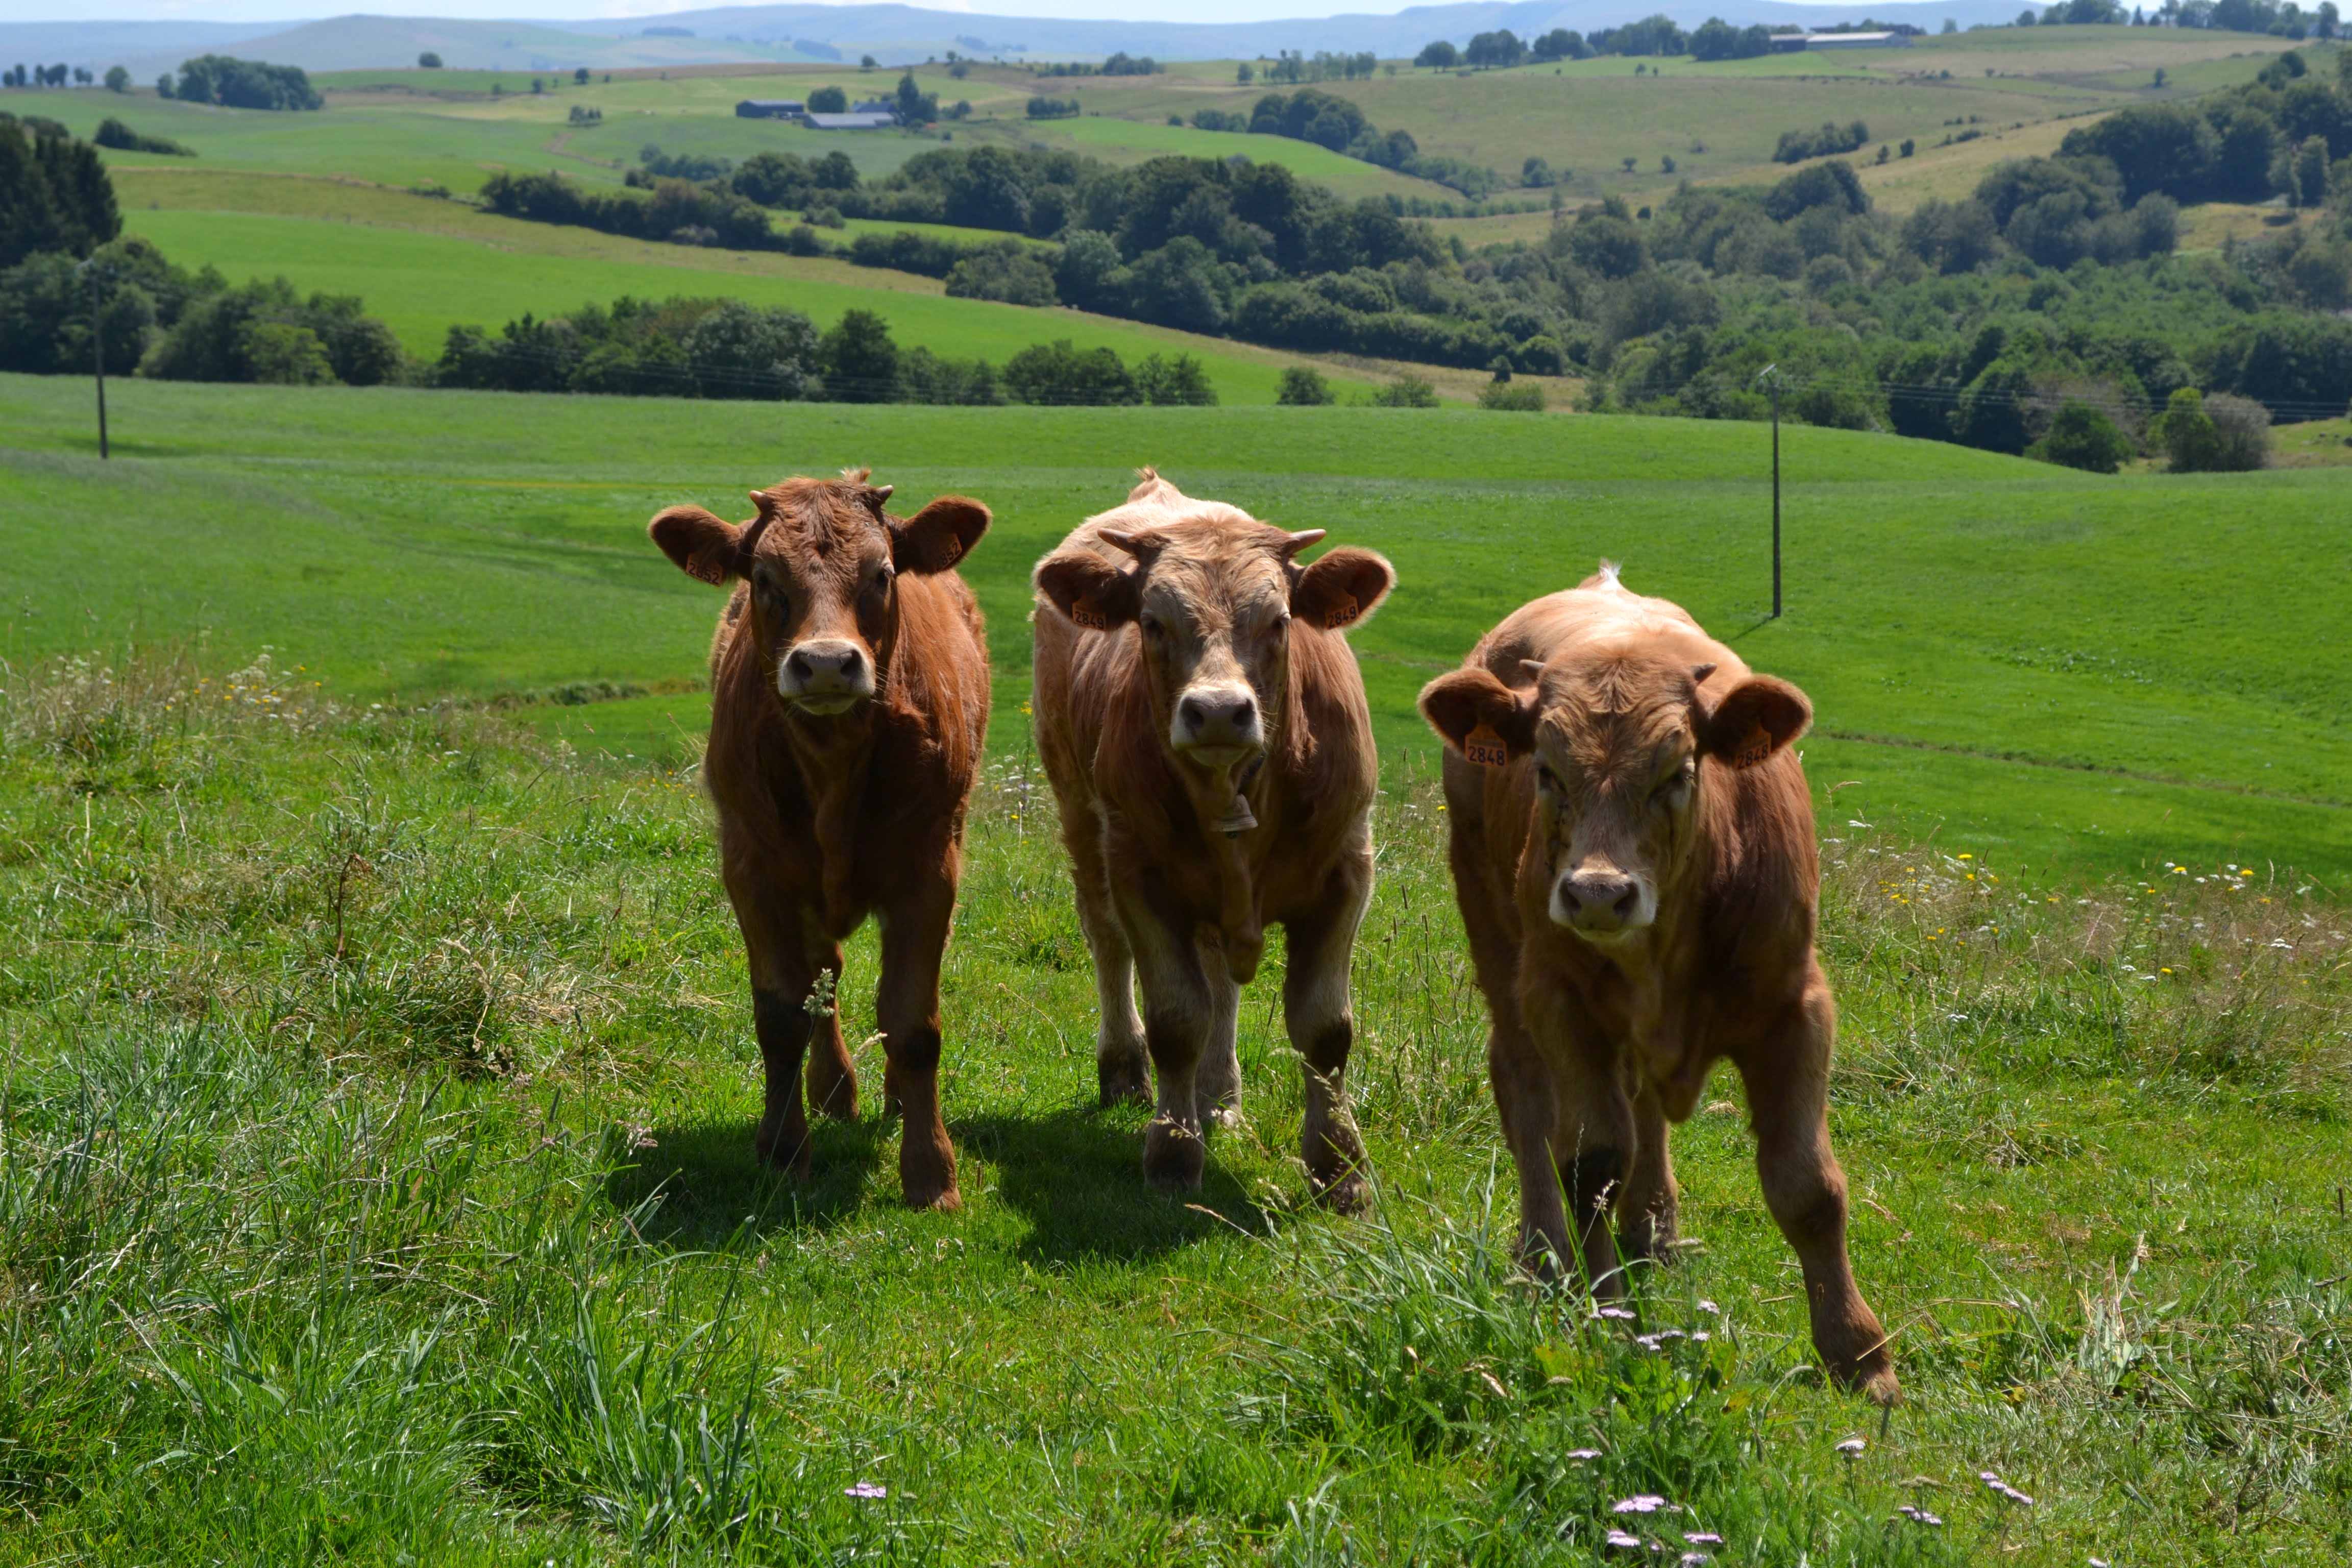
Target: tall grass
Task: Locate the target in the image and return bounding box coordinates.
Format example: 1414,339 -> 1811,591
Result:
1,649 -> 2347,1563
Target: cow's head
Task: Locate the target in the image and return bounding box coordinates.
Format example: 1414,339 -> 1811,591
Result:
1420,649 -> 1809,943
1036,482 -> 1392,773
649,469 -> 988,717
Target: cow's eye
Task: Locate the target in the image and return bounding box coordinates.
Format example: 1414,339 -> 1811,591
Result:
1652,762 -> 1695,804
1537,764 -> 1565,795
1139,615 -> 1163,640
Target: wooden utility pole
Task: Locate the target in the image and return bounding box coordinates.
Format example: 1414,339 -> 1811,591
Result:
83,261 -> 109,460
1771,382 -> 1781,618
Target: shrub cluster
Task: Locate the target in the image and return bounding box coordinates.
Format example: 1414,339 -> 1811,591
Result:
429,298 -> 1218,406
92,117 -> 194,157
158,55 -> 321,111
1774,121 -> 1872,163
0,235 -> 404,385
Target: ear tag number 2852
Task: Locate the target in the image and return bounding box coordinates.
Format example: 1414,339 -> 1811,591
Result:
1463,722 -> 1509,769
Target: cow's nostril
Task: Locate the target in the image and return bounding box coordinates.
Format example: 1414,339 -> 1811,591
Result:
1612,887 -> 1639,920
1179,697 -> 1206,731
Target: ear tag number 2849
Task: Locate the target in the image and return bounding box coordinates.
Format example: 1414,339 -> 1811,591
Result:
1463,722 -> 1510,769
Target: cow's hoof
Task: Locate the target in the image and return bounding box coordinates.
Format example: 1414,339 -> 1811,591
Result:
1097,1058 -> 1151,1109
1143,1118 -> 1206,1191
753,1119 -> 813,1179
1843,1360 -> 1901,1407
1312,1169 -> 1370,1216
805,1058 -> 859,1122
905,1180 -> 963,1213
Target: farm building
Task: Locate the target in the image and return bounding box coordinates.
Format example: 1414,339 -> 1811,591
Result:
803,111 -> 895,129
736,99 -> 806,117
1770,29 -> 1913,48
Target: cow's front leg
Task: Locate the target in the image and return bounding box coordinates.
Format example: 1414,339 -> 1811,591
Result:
1618,1088 -> 1679,1264
1523,982 -> 1637,1294
1738,976 -> 1898,1404
1123,903 -> 1216,1192
727,877 -> 818,1176
802,938 -> 859,1121
1282,848 -> 1375,1212
875,876 -> 962,1212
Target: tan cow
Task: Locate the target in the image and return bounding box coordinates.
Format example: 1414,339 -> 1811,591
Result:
649,469 -> 991,1211
1417,565 -> 1897,1402
1031,471 -> 1395,1205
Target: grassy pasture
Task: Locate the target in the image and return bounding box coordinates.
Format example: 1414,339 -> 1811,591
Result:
0,631 -> 2343,1565
2,374 -> 2345,880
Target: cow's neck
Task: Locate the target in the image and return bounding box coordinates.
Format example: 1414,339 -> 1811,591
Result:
778,701 -> 877,933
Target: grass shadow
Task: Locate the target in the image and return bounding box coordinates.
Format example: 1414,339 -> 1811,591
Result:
606,1113 -> 888,1248
961,1104 -> 1269,1267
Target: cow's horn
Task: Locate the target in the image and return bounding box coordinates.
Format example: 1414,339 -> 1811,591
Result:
1690,662 -> 1719,685
1518,658 -> 1547,687
1099,529 -> 1161,560
1279,528 -> 1327,559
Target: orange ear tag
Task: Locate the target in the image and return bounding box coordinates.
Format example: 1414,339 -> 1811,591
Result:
937,538 -> 961,566
1324,592 -> 1361,628
1069,603 -> 1108,630
1732,727 -> 1772,768
1463,722 -> 1509,768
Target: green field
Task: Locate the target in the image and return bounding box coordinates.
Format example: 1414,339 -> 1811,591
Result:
3,373 -> 2345,880
0,554 -> 2343,1564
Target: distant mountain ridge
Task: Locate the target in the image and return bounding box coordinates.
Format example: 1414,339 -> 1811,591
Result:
5,0 -> 2032,77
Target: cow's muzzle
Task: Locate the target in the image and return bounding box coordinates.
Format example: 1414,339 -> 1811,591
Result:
1551,866 -> 1656,940
778,639 -> 874,715
1172,683 -> 1263,767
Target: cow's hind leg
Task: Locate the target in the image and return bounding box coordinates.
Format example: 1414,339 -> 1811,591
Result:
1070,808 -> 1149,1108
1739,979 -> 1898,1404
1192,932 -> 1243,1129
875,878 -> 962,1212
1618,1089 -> 1679,1264
1282,848 -> 1375,1212
802,938 -> 859,1121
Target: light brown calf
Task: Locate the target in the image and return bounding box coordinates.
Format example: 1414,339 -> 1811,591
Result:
1418,565 -> 1897,1402
649,469 -> 991,1211
1031,471 -> 1395,1205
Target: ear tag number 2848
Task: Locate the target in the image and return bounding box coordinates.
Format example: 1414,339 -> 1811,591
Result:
1463,722 -> 1510,769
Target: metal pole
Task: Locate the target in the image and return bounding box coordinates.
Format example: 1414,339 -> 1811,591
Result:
88,265 -> 108,460
1770,381 -> 1781,618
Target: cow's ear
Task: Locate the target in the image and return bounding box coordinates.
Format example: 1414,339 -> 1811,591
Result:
1290,547 -> 1394,631
1035,548 -> 1142,631
1699,675 -> 1811,770
649,505 -> 745,586
891,495 -> 990,575
1418,667 -> 1537,767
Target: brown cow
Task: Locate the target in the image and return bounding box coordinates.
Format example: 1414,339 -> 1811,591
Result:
1031,471 -> 1395,1206
649,469 -> 991,1211
1417,565 -> 1897,1402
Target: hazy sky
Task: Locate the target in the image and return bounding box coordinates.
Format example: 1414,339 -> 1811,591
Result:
17,0 -> 1429,22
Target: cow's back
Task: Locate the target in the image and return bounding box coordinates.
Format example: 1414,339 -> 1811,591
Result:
1471,582 -> 1744,691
